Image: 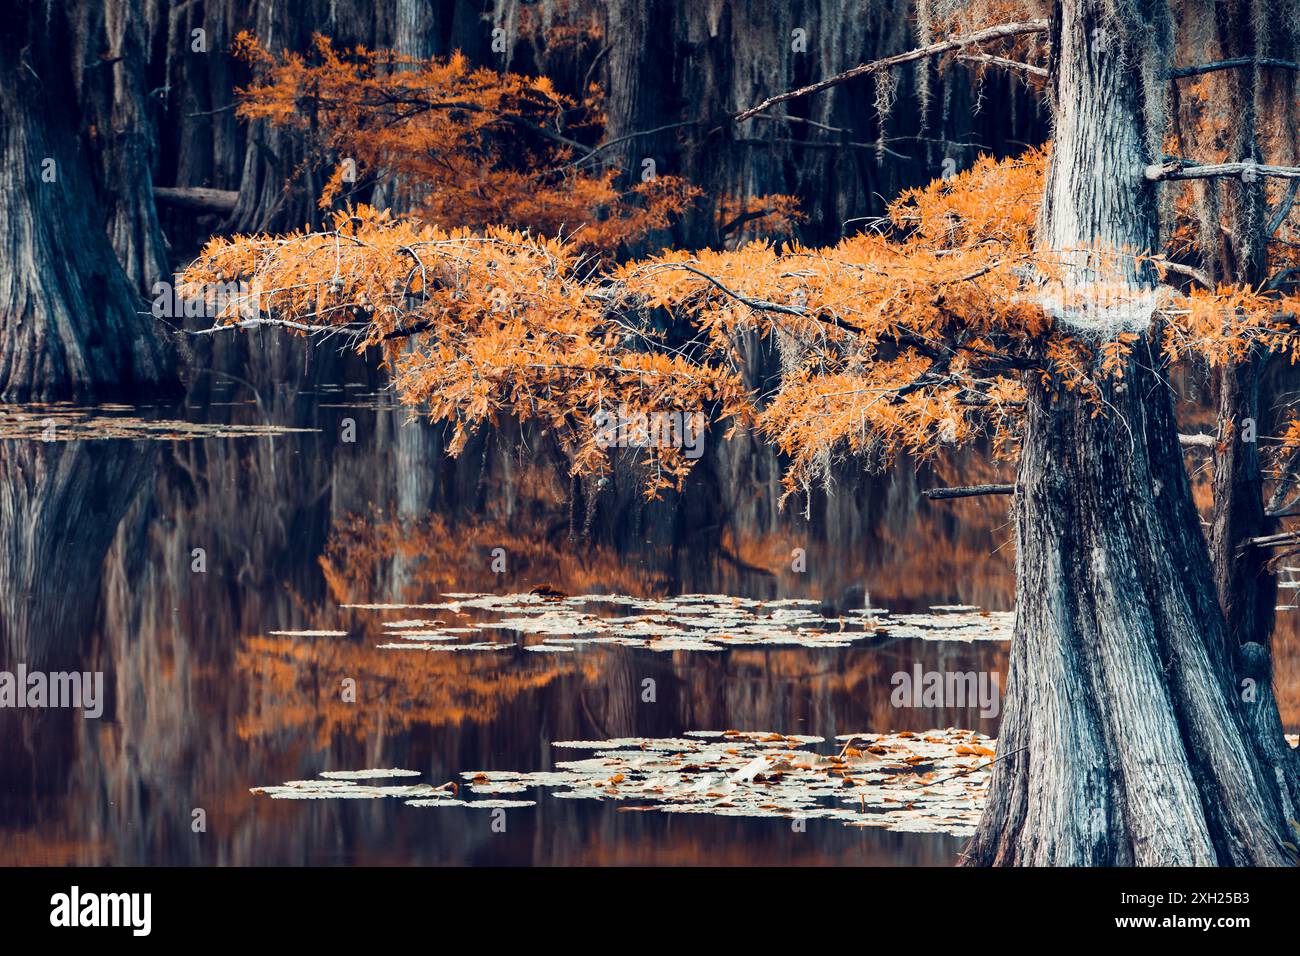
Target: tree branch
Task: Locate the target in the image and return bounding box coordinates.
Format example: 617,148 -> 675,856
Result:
956,51 -> 1047,78
1167,57 -> 1300,79
1159,260 -> 1213,288
1145,160 -> 1300,182
733,20 -> 1049,123
1268,179 -> 1299,236
923,484 -> 1014,500
154,186 -> 239,214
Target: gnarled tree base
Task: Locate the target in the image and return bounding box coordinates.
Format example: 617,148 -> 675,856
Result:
963,353 -> 1298,866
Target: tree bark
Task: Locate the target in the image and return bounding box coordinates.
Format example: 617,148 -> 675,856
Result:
1207,0 -> 1278,652
0,1 -> 175,400
963,0 -> 1295,866
1211,359 -> 1276,650
76,0 -> 171,293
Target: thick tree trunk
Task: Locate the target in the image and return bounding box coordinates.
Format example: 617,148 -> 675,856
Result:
1208,0 -> 1276,653
76,0 -> 171,292
965,357 -> 1293,865
0,2 -> 175,400
964,0 -> 1295,866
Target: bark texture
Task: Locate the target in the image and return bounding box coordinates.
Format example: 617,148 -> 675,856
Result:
1205,0 -> 1278,653
0,1 -> 175,400
963,0 -> 1295,866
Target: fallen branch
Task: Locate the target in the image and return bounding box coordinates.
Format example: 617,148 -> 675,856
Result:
1145,160 -> 1300,182
923,484 -> 1014,500
153,186 -> 239,214
734,20 -> 1049,122
1246,531 -> 1300,548
1178,432 -> 1217,449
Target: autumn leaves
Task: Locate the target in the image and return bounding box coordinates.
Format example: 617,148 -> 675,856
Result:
180,37 -> 1300,506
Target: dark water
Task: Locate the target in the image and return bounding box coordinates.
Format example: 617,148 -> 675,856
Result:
0,366 -> 1293,866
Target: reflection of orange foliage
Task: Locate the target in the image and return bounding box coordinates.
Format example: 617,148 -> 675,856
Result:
0,831 -> 108,867
237,633 -> 600,744
319,511 -> 674,605
717,449 -> 1015,610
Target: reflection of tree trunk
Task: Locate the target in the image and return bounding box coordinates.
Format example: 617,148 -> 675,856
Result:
0,3 -> 175,400
964,0 -> 1295,866
0,440 -> 153,668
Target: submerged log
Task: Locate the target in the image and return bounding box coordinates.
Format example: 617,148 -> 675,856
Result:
923,484 -> 1014,500
153,186 -> 239,215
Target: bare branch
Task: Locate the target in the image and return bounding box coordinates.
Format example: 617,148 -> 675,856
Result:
1267,179 -> 1299,235
1145,160 -> 1300,182
185,317 -> 363,336
1159,260 -> 1213,288
923,484 -> 1014,500
956,52 -> 1047,79
733,20 -> 1049,123
1167,57 -> 1300,80
154,186 -> 239,214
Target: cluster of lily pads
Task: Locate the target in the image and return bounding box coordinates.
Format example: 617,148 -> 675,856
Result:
324,592 -> 1012,652
251,728 -> 997,836
0,403 -> 316,441
250,768 -> 534,809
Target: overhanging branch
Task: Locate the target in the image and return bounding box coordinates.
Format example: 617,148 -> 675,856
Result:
733,20 -> 1049,123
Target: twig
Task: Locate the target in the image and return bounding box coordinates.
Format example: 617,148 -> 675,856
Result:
734,21 -> 1049,122
923,484 -> 1014,500
916,745 -> 1029,789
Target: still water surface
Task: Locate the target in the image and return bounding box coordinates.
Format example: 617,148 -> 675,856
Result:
1,363 -> 1294,865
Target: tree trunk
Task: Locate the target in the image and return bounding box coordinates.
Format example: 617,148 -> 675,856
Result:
0,1 -> 175,400
1207,0 -> 1276,653
963,0 -> 1294,866
76,0 -> 171,292
1211,359 -> 1276,649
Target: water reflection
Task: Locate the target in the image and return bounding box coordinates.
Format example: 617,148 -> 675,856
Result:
0,353 -> 1285,866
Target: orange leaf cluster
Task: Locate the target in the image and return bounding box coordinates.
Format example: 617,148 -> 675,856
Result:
181,146 -> 1300,501
233,32 -> 697,250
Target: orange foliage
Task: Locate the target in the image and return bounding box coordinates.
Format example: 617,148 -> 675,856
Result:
181,143 -> 1300,502
233,32 -> 698,249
